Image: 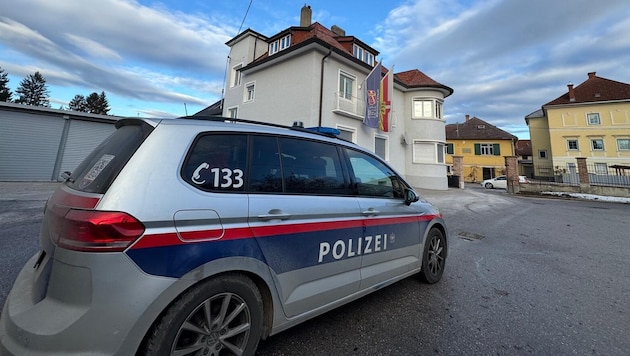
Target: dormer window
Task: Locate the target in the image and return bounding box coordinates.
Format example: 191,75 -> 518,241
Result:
353,44 -> 374,66
269,34 -> 291,55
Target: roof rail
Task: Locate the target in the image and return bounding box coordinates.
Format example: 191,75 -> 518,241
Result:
181,115 -> 341,139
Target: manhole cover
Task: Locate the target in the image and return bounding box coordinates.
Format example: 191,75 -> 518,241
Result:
458,231 -> 485,241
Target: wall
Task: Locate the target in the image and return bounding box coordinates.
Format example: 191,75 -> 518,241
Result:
519,182 -> 630,198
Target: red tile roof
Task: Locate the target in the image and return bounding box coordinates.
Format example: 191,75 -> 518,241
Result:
395,69 -> 442,87
515,139 -> 532,156
446,116 -> 517,140
241,22 -> 453,96
545,72 -> 630,106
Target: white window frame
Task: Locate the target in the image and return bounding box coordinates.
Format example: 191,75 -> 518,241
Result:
412,140 -> 442,164
231,63 -> 243,88
269,41 -> 279,55
435,100 -> 443,119
339,71 -> 355,101
567,139 -> 579,151
591,138 -> 604,151
374,134 -> 389,161
480,143 -> 494,155
336,124 -> 356,143
279,34 -> 291,51
227,106 -> 238,118
412,98 -> 434,119
244,81 -> 255,102
617,138 -> 630,151
587,113 -> 601,125
352,44 -> 374,66
539,150 -> 548,159
437,143 -> 445,163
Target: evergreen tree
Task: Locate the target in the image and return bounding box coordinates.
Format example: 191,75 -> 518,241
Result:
68,94 -> 88,112
0,67 -> 12,102
98,91 -> 110,115
15,71 -> 50,106
85,91 -> 110,115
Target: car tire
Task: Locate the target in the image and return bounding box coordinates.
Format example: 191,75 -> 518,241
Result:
419,228 -> 446,284
142,273 -> 263,356
484,182 -> 493,189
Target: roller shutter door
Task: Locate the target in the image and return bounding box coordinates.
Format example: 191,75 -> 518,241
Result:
58,120 -> 116,178
0,112 -> 64,181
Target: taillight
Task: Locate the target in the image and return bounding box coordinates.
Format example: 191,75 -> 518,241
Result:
54,209 -> 145,252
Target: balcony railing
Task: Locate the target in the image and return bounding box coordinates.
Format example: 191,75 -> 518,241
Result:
332,92 -> 365,120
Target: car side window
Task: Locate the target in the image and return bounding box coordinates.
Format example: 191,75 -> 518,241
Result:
345,148 -> 404,199
182,134 -> 248,192
278,137 -> 350,195
248,135 -> 282,192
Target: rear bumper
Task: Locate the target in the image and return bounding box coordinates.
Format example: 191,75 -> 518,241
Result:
0,251 -> 176,355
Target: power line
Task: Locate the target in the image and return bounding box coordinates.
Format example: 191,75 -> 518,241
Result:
222,0 -> 254,103
237,0 -> 254,34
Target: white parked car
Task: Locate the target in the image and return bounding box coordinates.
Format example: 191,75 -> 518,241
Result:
481,175 -> 529,189
481,175 -> 507,189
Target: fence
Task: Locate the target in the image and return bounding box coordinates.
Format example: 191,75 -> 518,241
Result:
586,163 -> 630,187
531,163 -> 630,187
531,164 -> 579,185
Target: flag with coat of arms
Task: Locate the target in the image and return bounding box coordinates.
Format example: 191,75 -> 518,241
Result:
363,61 -> 382,128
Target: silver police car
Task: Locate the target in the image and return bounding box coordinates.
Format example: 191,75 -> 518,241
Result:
0,117 -> 447,355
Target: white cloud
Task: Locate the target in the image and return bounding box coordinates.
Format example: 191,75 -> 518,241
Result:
371,0 -> 630,137
64,34 -> 122,61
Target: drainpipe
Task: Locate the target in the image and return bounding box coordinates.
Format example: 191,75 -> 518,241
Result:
318,48 -> 332,127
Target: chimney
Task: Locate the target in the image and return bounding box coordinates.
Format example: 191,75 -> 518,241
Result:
588,72 -> 596,78
300,5 -> 312,27
331,25 -> 346,36
465,114 -> 470,121
567,82 -> 575,102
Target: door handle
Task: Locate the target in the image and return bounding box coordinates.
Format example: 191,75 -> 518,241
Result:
258,209 -> 291,221
362,208 -> 380,216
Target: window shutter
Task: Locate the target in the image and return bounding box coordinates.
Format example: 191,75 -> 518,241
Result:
474,143 -> 481,155
493,144 -> 500,155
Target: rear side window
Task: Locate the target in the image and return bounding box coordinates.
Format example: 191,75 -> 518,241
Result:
67,122 -> 153,193
182,134 -> 248,192
278,137 -> 350,195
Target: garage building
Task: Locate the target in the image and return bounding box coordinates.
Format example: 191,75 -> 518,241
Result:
0,101 -> 119,182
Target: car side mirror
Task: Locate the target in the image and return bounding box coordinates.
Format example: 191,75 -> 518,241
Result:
404,189 -> 420,206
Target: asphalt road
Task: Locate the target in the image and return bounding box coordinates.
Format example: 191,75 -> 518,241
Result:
1,183 -> 629,355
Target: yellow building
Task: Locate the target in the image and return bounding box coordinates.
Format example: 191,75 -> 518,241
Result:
445,115 -> 517,183
526,72 -> 630,179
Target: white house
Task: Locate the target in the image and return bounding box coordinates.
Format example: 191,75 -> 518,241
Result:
219,5 -> 453,189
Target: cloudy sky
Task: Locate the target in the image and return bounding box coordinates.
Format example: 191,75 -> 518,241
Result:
1,0 -> 629,138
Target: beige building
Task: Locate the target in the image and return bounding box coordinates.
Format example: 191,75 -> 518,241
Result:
445,115 -> 517,183
219,6 -> 453,189
526,72 -> 630,179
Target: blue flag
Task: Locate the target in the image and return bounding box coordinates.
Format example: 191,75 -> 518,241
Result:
364,61 -> 382,128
